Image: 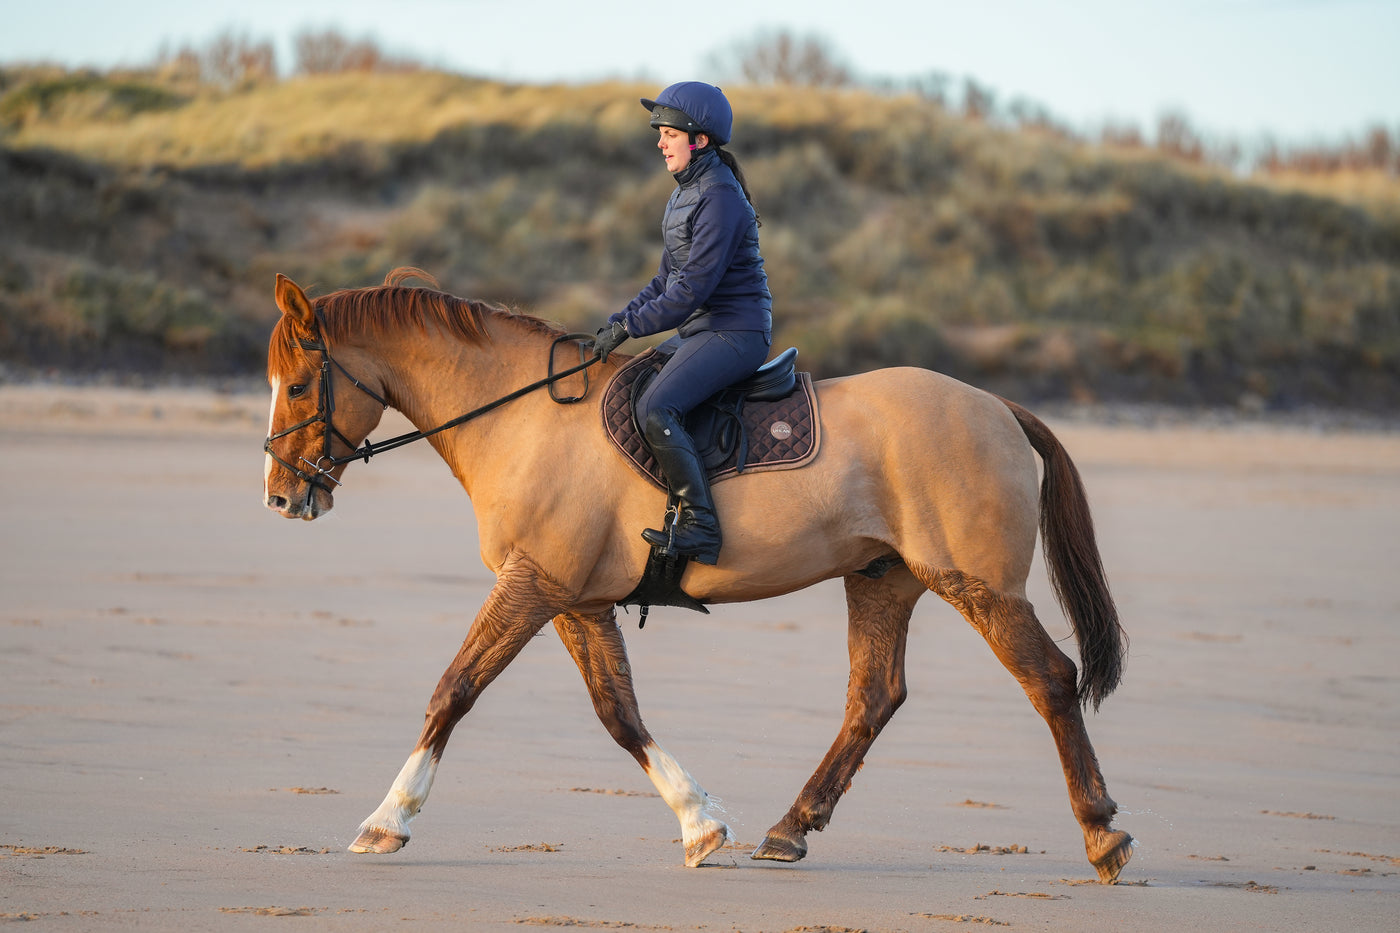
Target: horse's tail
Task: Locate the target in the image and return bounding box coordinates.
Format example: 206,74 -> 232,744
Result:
1000,397 -> 1127,711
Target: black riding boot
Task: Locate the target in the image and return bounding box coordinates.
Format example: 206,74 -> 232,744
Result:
640,410 -> 722,565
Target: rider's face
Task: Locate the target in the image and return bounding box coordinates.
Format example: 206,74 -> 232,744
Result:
658,126 -> 707,173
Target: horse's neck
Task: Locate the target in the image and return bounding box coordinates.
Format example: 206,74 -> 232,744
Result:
378,324 -> 565,485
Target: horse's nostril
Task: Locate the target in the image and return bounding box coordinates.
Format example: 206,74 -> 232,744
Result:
267,494 -> 290,511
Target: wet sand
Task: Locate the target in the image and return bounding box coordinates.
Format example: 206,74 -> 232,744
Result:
2,385 -> 1397,931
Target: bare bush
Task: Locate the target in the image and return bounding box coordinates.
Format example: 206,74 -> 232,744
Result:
1363,125 -> 1396,171
962,78 -> 997,122
1008,97 -> 1068,135
154,28 -> 277,87
1253,124 -> 1399,176
1099,121 -> 1145,149
708,30 -> 853,87
293,28 -> 423,75
1156,111 -> 1204,163
906,71 -> 952,106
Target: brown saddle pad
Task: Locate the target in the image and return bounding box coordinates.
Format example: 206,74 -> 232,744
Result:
601,348 -> 821,490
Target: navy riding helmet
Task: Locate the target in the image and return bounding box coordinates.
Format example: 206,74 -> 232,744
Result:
641,81 -> 733,147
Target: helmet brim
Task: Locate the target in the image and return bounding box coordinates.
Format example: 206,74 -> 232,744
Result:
647,104 -> 701,135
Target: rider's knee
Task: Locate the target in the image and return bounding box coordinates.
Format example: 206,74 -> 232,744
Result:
642,408 -> 683,448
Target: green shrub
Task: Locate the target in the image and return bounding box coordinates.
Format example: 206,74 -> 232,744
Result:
56,263 -> 220,350
0,72 -> 184,129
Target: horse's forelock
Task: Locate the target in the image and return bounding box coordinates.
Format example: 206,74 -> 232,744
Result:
266,313 -> 306,379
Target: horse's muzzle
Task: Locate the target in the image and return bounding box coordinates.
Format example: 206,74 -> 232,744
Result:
265,485 -> 333,521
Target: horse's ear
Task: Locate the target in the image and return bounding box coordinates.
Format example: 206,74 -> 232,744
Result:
275,273 -> 315,331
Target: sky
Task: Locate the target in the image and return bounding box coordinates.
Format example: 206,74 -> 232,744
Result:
1,0 -> 1396,144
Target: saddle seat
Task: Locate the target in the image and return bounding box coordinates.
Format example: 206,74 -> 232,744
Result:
728,345 -> 799,401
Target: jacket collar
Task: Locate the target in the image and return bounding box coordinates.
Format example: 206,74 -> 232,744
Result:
673,147 -> 719,187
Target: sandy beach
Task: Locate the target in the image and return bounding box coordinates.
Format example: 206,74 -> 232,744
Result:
2,383 -> 1397,931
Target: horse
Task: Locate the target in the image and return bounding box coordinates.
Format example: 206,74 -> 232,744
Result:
261,267 -> 1134,883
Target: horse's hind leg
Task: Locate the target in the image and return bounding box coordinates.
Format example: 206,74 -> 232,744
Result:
349,552 -> 567,855
753,566 -> 923,862
552,610 -> 731,867
923,567 -> 1133,883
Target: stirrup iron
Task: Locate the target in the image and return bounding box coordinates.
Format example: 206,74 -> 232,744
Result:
659,503 -> 680,557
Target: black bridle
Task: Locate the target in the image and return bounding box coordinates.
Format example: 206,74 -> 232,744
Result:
264,326 -> 600,496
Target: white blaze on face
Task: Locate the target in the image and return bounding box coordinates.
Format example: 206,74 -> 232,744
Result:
263,376 -> 281,494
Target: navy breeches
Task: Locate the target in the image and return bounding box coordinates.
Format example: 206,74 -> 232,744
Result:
634,329 -> 771,430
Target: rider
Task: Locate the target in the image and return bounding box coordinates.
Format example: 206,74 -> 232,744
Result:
593,81 -> 773,566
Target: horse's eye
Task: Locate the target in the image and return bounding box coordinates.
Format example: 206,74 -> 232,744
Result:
288,384 -> 308,399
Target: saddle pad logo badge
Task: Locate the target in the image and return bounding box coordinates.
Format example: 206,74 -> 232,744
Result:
770,421 -> 793,440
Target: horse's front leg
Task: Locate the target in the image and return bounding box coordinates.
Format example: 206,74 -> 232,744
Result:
349,552 -> 567,854
552,610 -> 732,867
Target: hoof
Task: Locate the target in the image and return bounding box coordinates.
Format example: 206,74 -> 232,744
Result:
684,821 -> 731,868
348,825 -> 409,854
1089,829 -> 1134,884
751,832 -> 807,863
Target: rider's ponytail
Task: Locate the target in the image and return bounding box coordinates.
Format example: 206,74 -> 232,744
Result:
714,146 -> 760,227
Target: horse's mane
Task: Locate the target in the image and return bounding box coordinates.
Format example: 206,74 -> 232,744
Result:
268,267 -> 567,372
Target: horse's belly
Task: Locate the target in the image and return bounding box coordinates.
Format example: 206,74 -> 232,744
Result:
681,470 -> 890,602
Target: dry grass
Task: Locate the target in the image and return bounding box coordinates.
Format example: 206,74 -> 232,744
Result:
1254,168 -> 1400,217
2,68 -> 1397,409
6,72 -> 655,169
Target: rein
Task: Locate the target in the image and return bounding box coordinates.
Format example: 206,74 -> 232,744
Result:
264,325 -> 600,494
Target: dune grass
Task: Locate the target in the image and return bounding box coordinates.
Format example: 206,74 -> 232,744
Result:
2,66 -> 1397,409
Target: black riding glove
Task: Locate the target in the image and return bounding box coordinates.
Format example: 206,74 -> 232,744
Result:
593,320 -> 629,362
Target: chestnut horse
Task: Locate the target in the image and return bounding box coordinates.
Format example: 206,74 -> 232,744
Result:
262,269 -> 1134,882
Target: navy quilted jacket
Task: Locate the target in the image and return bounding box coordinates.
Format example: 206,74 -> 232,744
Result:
611,149 -> 772,341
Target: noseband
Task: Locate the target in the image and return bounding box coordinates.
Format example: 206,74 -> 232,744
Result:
264,326 -> 599,496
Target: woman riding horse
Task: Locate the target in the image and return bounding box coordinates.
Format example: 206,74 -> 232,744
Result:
263,267 -> 1135,881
